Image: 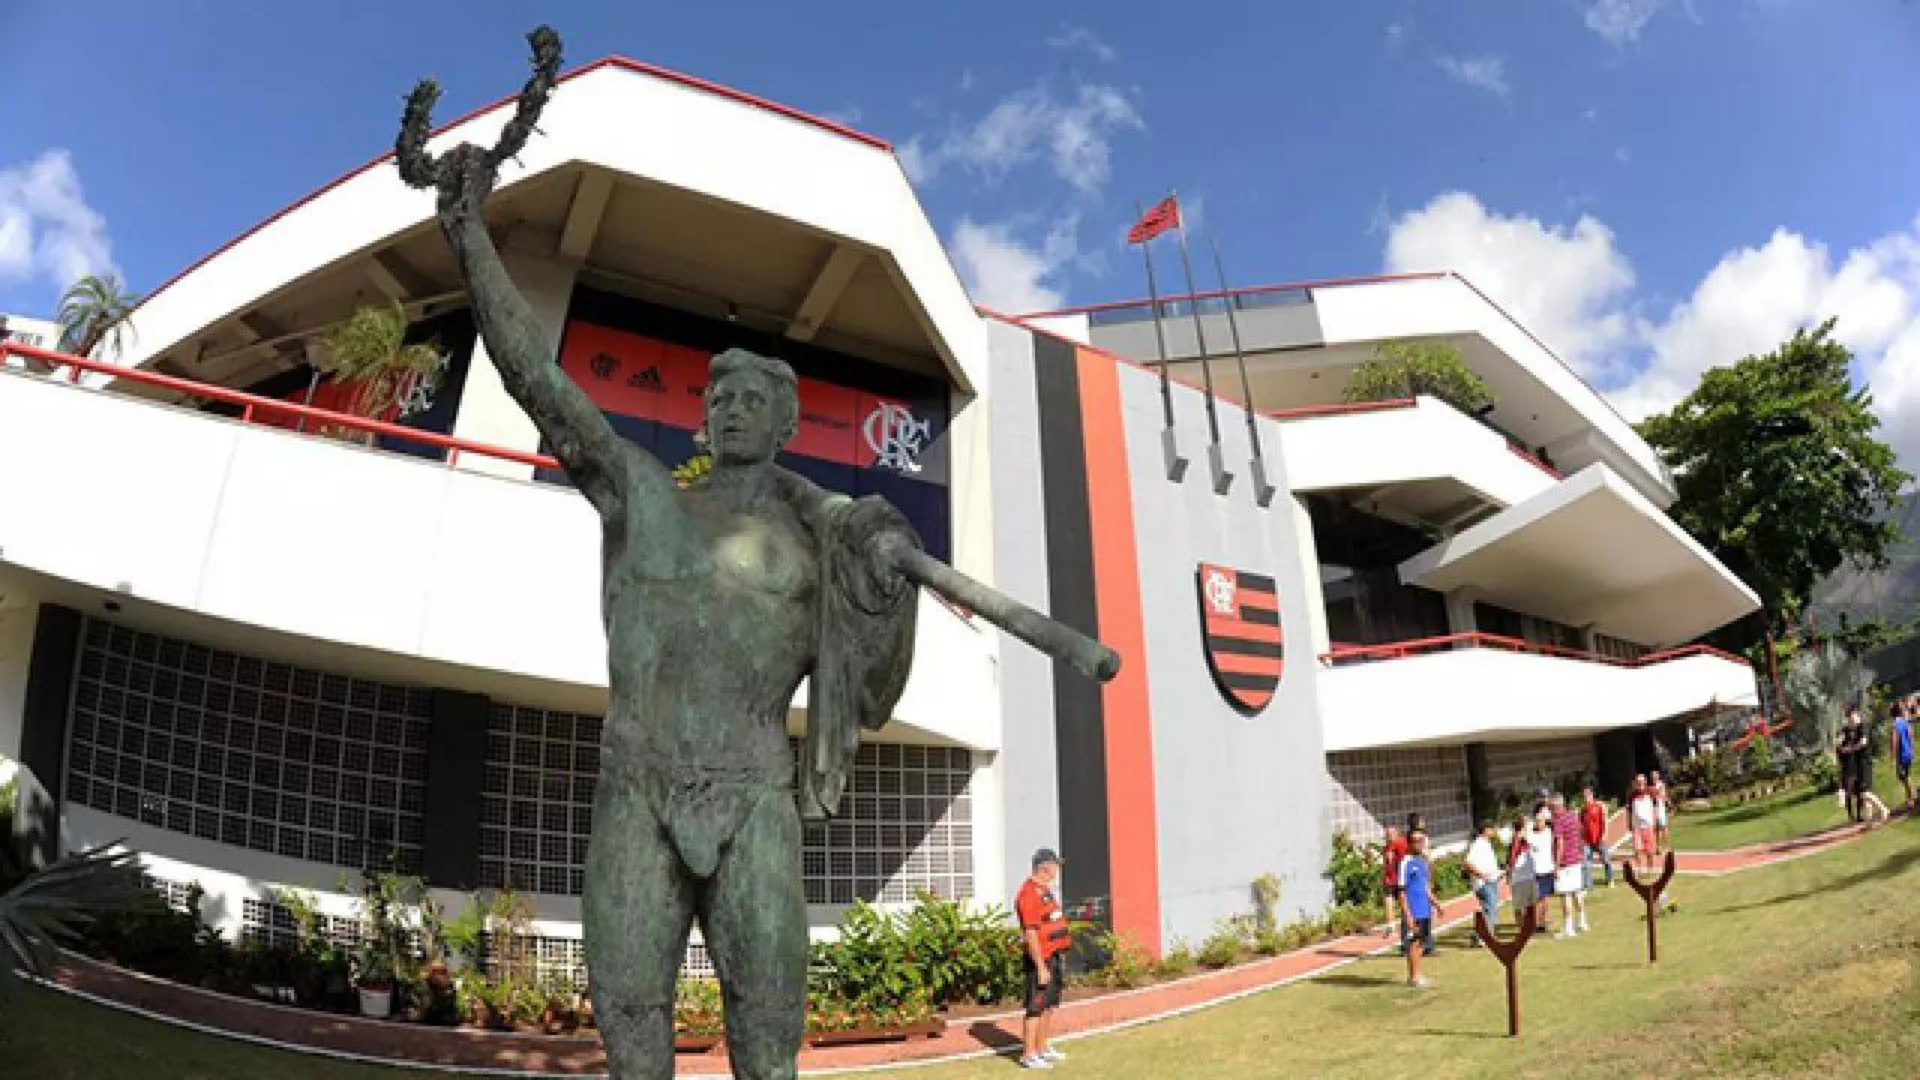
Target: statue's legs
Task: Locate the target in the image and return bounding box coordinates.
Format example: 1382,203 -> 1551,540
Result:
585,790 -> 695,1080
699,788 -> 808,1080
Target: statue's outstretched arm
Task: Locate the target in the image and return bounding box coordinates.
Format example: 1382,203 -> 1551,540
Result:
393,26 -> 669,517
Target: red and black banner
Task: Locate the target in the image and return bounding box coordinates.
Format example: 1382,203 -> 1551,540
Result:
1196,563 -> 1282,714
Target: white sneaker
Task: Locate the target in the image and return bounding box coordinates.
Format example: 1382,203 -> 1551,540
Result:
1020,1055 -> 1054,1070
1043,1047 -> 1068,1062
1578,915 -> 1590,933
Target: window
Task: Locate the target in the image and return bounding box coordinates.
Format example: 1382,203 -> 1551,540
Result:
477,703 -> 976,906
65,619 -> 431,873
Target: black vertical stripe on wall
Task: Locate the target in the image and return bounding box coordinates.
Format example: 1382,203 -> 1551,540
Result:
421,688 -> 491,890
1030,333 -> 1111,915
18,604 -> 82,865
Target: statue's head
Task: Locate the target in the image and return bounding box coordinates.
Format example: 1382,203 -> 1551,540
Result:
705,348 -> 799,466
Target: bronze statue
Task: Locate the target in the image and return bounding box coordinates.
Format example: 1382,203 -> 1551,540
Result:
395,27 -> 1117,1080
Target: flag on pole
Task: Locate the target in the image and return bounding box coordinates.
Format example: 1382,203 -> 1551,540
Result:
1127,196 -> 1181,244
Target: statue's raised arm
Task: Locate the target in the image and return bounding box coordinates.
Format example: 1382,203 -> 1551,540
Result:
393,27 -> 667,519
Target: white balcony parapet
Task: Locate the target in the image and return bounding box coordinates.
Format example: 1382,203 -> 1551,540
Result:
0,356 -> 999,750
1318,634 -> 1756,752
1398,464 -> 1759,648
1270,395 -> 1560,509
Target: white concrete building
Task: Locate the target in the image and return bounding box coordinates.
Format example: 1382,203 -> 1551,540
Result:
0,54 -> 1755,968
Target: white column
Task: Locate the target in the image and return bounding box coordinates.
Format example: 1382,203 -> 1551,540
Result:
449,249 -> 580,482
1290,495 -> 1333,658
1444,587 -> 1480,635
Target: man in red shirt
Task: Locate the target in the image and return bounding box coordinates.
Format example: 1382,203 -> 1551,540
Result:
1015,848 -> 1072,1070
1381,826 -> 1408,947
1580,786 -> 1613,889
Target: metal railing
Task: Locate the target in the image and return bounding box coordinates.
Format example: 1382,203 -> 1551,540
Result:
1319,632 -> 1750,670
1,340 -> 561,471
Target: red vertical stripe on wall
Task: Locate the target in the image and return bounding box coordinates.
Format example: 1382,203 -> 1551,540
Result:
1073,347 -> 1163,954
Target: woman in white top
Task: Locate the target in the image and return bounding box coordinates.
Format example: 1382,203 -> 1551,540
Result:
1629,774 -> 1659,873
1524,805 -> 1556,929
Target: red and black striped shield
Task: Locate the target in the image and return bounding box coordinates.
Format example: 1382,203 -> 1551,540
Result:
1196,563 -> 1283,714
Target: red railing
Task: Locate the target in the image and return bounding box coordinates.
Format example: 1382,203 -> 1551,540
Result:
1506,442 -> 1564,480
1319,632 -> 1750,670
1261,398 -> 1417,421
0,341 -> 562,472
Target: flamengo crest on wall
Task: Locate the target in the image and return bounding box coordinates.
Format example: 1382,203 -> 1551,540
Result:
1196,563 -> 1283,714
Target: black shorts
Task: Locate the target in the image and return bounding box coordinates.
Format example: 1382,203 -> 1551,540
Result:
1899,759 -> 1912,782
1023,953 -> 1065,1017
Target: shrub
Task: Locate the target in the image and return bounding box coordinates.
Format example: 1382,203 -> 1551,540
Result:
1344,339 -> 1494,415
1326,831 -> 1384,909
1807,751 -> 1840,793
1430,852 -> 1471,900
896,890 -> 1023,1006
1154,940 -> 1196,979
1087,929 -> 1155,988
1250,873 -> 1282,935
1252,928 -> 1288,956
1197,919 -> 1250,969
1748,733 -> 1775,778
809,892 -> 1022,1012
1327,903 -> 1380,937
82,883 -> 227,988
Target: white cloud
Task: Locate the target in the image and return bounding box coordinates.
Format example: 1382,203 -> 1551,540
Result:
1379,191 -> 1920,474
1384,22 -> 1407,50
1614,145 -> 1632,165
907,82 -> 1142,195
1047,26 -> 1119,63
1583,0 -> 1669,46
949,216 -> 1079,313
1383,192 -> 1636,377
1434,54 -> 1510,96
0,149 -> 116,293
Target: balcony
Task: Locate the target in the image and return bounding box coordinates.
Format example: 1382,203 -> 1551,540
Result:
0,344 -> 998,750
1269,396 -> 1560,525
1317,633 -> 1757,752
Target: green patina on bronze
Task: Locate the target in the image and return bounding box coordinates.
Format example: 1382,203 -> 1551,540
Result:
394,27 -> 1117,1080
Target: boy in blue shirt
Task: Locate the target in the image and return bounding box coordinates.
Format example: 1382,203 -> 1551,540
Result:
1894,698 -> 1914,812
1399,830 -> 1438,988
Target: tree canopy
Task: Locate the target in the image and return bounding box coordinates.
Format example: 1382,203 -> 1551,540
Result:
1637,319 -> 1909,636
1343,338 -> 1494,416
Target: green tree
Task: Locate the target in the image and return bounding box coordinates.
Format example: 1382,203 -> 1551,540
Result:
1638,319 -> 1909,643
54,273 -> 139,361
1343,338 -> 1494,415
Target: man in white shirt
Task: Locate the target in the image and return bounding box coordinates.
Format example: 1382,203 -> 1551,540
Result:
1465,820 -> 1502,944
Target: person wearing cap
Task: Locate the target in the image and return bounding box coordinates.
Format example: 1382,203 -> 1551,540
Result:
1015,847 -> 1071,1070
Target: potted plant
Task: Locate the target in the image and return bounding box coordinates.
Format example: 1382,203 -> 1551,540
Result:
355,944 -> 396,1018
313,302 -> 444,444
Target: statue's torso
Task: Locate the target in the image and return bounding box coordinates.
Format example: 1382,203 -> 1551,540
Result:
598,478 -> 819,787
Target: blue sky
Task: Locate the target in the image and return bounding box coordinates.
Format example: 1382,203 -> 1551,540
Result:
5,1 -> 1920,454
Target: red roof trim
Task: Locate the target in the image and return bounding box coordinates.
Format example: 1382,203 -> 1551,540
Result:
1014,271 -> 1447,319
130,56 -> 891,321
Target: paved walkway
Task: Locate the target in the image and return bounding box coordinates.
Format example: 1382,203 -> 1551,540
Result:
44,817 -> 1893,1078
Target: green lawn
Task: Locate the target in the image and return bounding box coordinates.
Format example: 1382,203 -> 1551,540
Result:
1667,751 -> 1910,851
6,824 -> 1920,1080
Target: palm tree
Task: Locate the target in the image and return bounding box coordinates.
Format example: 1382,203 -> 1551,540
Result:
315,302 -> 442,443
55,273 -> 140,363
0,843 -> 150,1001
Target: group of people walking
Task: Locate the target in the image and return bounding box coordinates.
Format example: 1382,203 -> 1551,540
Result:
1840,699 -> 1905,823
1384,776 -> 1676,988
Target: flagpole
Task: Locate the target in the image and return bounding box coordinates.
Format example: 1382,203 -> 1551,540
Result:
1171,191 -> 1232,494
1136,201 -> 1189,483
1208,236 -> 1275,507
